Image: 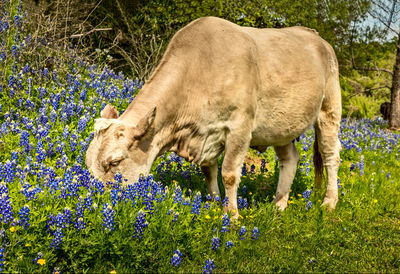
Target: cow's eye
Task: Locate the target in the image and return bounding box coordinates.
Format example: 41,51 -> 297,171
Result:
110,160 -> 121,167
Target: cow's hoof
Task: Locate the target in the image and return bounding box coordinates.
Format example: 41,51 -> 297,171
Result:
274,199 -> 288,211
224,208 -> 240,219
321,197 -> 337,210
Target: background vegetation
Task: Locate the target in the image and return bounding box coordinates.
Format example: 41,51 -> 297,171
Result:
22,0 -> 398,120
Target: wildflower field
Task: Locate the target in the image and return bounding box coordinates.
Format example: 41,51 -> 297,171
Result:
0,2 -> 399,273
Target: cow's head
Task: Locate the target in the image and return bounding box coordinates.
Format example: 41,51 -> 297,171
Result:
85,104 -> 156,184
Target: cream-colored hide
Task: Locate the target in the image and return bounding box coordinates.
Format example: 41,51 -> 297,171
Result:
86,17 -> 342,217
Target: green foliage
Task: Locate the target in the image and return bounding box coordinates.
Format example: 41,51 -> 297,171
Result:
343,95 -> 383,119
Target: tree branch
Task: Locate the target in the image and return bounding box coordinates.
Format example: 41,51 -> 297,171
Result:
352,65 -> 393,75
70,28 -> 112,38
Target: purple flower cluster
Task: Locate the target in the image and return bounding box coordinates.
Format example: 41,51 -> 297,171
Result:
302,189 -> 313,211
221,213 -> 230,233
133,210 -> 148,239
102,203 -> 115,232
171,249 -> 183,267
203,258 -> 215,274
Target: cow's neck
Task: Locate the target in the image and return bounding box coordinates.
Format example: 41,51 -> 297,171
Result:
120,67 -> 181,166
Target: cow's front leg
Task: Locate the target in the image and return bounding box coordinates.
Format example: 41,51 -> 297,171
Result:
221,132 -> 251,219
273,142 -> 300,210
201,161 -> 220,198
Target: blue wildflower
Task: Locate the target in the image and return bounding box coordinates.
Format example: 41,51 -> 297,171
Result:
50,228 -> 63,249
191,192 -> 202,215
221,214 -> 230,233
251,227 -> 260,240
173,186 -> 183,204
133,210 -> 147,239
102,203 -> 115,232
211,236 -> 220,251
0,182 -> 13,224
241,163 -> 247,176
225,240 -> 234,249
19,205 -> 30,229
203,258 -> 215,274
171,249 -> 183,267
306,201 -> 313,211
239,226 -> 246,240
0,247 -> 4,272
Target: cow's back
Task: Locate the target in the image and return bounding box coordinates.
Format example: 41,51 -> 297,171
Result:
122,17 -> 338,163
242,25 -> 337,146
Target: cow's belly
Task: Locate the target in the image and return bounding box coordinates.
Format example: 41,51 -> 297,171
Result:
250,118 -> 314,147
250,92 -> 322,147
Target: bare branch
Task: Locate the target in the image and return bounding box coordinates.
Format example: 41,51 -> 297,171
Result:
70,28 -> 112,39
353,65 -> 394,75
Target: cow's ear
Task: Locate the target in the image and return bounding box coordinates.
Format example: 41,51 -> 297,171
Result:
101,104 -> 119,119
132,107 -> 156,139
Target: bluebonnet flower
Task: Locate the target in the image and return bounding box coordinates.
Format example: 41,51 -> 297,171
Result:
241,163 -> 247,176
33,252 -> 44,265
50,228 -> 63,249
0,52 -> 6,62
171,249 -> 183,267
144,192 -> 154,214
75,217 -> 86,231
242,185 -> 247,195
309,258 -> 317,264
20,182 -> 42,201
222,197 -> 228,207
191,192 -> 202,215
62,126 -> 69,140
359,155 -> 365,176
102,203 -> 115,231
50,109 -> 57,124
173,185 -> 183,204
251,227 -> 260,240
203,258 -> 215,274
77,116 -> 87,134
172,212 -> 179,222
238,196 -> 248,209
306,201 -> 312,211
0,247 -> 4,272
221,214 -> 230,233
133,210 -> 147,239
239,226 -> 246,240
260,159 -> 267,172
225,240 -> 234,249
211,236 -> 220,251
302,189 -> 312,199
0,182 -> 13,224
19,205 -> 30,229
19,130 -> 29,148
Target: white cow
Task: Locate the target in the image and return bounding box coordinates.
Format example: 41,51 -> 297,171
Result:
86,17 -> 342,217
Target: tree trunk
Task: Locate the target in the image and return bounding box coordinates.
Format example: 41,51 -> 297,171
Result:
390,31 -> 400,130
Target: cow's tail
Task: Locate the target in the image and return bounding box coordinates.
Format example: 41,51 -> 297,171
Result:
313,133 -> 324,189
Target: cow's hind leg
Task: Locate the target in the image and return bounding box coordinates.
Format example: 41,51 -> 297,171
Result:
221,131 -> 251,218
201,161 -> 220,198
315,74 -> 342,209
315,112 -> 341,209
273,142 -> 300,210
